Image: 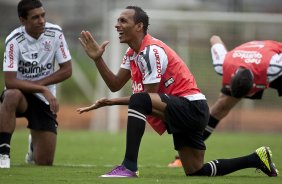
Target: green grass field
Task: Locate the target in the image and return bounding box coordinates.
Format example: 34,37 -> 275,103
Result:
0,129 -> 281,184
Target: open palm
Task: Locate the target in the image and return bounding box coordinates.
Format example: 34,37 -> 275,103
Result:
79,31 -> 109,61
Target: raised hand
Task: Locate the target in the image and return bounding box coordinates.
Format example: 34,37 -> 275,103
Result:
79,30 -> 109,61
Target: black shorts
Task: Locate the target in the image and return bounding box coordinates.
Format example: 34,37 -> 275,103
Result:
221,75 -> 282,100
159,94 -> 209,150
0,91 -> 58,134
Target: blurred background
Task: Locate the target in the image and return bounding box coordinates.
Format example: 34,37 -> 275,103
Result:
0,0 -> 282,133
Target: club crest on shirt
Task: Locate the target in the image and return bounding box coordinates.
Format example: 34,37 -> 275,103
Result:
42,40 -> 52,51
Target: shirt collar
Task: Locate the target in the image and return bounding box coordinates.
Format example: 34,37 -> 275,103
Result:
21,26 -> 44,42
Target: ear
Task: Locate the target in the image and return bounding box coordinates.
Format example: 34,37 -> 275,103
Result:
19,17 -> 26,25
136,22 -> 144,32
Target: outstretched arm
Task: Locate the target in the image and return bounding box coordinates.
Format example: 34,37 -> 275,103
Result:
77,96 -> 130,114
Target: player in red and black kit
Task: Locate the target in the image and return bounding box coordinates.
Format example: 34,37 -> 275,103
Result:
204,35 -> 282,140
77,7 -> 278,177
169,35 -> 282,169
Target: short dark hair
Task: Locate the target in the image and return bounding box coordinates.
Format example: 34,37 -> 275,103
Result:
125,6 -> 149,34
17,0 -> 43,19
230,67 -> 254,98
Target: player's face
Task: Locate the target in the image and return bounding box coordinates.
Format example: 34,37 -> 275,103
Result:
20,7 -> 46,39
115,9 -> 139,44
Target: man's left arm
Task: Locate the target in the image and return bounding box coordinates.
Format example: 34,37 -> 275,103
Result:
36,30 -> 72,86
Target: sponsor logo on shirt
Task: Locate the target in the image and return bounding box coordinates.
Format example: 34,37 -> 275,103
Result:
232,50 -> 262,64
132,81 -> 143,92
164,77 -> 174,87
44,30 -> 55,37
60,42 -> 67,59
153,48 -> 161,78
18,60 -> 53,78
8,43 -> 14,68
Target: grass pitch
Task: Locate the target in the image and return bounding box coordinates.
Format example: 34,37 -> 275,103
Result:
0,129 -> 281,184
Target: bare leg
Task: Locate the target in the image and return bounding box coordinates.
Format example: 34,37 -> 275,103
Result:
0,89 -> 28,133
0,90 -> 28,168
178,147 -> 205,174
31,130 -> 56,165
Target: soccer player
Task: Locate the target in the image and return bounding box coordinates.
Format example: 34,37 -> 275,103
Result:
78,6 -> 278,177
204,35 -> 282,139
169,35 -> 282,168
0,0 -> 72,168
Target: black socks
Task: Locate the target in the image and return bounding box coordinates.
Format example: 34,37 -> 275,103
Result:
203,115 -> 219,140
0,132 -> 12,156
189,152 -> 259,176
122,93 -> 152,172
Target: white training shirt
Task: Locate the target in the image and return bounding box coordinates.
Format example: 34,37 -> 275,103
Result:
3,22 -> 72,104
211,43 -> 282,82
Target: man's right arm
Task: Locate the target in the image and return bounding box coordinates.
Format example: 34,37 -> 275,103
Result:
210,35 -> 227,76
4,71 -> 58,113
4,72 -> 46,92
79,30 -> 131,92
94,58 -> 131,92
